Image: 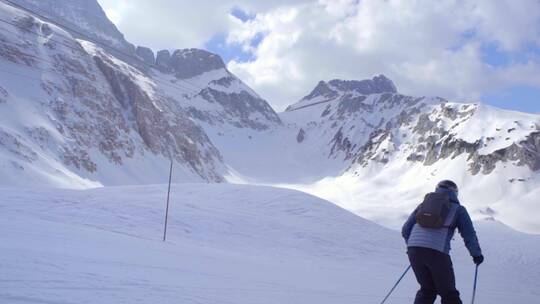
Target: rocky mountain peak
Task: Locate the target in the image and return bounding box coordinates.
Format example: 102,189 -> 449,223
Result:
327,74 -> 397,95
299,74 -> 397,102
135,46 -> 155,65
167,48 -> 226,79
302,81 -> 339,101
287,75 -> 399,111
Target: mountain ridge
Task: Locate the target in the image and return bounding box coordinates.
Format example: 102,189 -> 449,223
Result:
285,75 -> 399,112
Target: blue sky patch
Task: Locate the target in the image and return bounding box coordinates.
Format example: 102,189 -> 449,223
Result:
480,43 -> 540,67
231,7 -> 255,22
204,32 -> 255,63
250,32 -> 265,48
481,43 -> 512,67
448,29 -> 476,52
203,8 -> 263,63
482,85 -> 540,113
204,28 -> 266,64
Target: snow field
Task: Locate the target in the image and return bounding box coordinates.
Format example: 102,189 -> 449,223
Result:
1,184 -> 539,303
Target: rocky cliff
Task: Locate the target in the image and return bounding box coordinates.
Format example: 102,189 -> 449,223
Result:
0,1 -> 280,187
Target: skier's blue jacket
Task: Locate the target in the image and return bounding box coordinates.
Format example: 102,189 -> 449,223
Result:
402,188 -> 482,257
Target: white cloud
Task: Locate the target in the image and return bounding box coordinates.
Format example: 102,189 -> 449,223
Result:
97,0 -> 311,50
227,0 -> 540,110
97,0 -> 235,50
470,0 -> 540,51
97,0 -> 540,111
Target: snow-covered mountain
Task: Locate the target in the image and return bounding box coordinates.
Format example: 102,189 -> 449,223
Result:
284,75 -> 539,174
0,1 -> 280,188
274,76 -> 540,233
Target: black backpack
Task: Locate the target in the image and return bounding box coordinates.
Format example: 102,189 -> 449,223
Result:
416,192 -> 451,228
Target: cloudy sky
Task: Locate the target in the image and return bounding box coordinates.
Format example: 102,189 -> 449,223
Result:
97,0 -> 540,113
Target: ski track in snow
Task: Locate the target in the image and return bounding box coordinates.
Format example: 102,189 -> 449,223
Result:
1,184 -> 539,304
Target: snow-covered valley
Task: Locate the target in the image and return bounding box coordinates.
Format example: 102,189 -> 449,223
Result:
1,184 -> 539,303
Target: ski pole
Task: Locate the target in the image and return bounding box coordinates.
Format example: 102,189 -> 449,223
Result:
471,265 -> 479,304
380,265 -> 412,304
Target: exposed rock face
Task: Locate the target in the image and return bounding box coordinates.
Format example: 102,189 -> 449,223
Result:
329,128 -> 354,159
156,49 -> 171,71
132,46 -> 282,131
364,103 -> 540,175
0,128 -> 38,163
287,75 -> 398,112
2,1 -> 281,183
286,77 -> 540,178
355,130 -> 392,166
424,135 -> 481,166
198,88 -> 281,130
0,0 -> 286,186
302,81 -> 339,101
93,55 -> 224,181
136,46 -> 155,65
0,1 -> 233,185
152,48 -> 283,131
10,0 -> 135,53
0,16 -> 41,67
470,132 -> 540,174
25,43 -> 142,175
327,75 -> 397,95
168,48 -> 226,79
210,76 -> 236,87
390,104 -> 539,174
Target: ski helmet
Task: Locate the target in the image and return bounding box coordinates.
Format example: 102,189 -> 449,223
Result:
437,180 -> 458,193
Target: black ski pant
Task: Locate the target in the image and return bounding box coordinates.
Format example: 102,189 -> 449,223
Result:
407,247 -> 462,304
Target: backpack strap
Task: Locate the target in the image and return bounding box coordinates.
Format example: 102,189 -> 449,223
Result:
443,203 -> 459,228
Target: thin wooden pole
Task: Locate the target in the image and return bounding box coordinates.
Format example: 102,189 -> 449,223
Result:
163,159 -> 173,242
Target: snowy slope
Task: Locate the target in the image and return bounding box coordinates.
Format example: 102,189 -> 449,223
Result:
1,184 -> 539,303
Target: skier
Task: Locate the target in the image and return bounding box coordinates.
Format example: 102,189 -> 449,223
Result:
402,180 -> 484,304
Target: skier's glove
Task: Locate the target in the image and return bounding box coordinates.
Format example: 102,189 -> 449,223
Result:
473,255 -> 484,265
